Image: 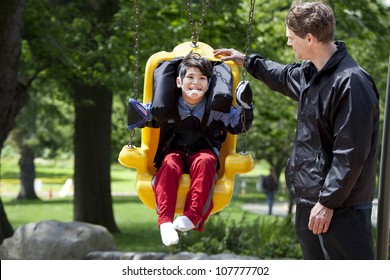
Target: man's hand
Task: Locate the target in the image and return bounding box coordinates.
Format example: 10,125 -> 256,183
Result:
213,48 -> 246,67
308,202 -> 334,234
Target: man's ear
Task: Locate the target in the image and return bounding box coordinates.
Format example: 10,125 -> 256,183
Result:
306,33 -> 315,45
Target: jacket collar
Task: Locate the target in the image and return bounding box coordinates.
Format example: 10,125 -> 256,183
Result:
178,96 -> 206,121
301,41 -> 348,76
321,41 -> 348,72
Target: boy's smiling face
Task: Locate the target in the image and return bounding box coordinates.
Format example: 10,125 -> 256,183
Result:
177,66 -> 209,105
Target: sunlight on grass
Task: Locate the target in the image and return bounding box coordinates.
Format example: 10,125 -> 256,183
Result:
0,158 -> 137,196
111,163 -> 137,194
112,197 -> 170,252
2,196 -> 168,252
3,199 -> 74,229
2,194 -> 262,253
1,157 -> 270,253
0,157 -> 268,198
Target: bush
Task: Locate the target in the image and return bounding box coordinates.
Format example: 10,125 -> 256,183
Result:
170,213 -> 303,259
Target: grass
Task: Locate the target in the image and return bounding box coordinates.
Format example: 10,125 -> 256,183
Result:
2,196 -> 169,252
111,196 -> 171,252
2,192 -> 263,253
0,156 -> 273,198
1,156 -> 269,253
2,194 -> 170,252
0,157 -> 137,196
2,157 -> 389,259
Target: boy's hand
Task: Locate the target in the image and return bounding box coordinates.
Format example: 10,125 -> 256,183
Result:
127,98 -> 150,129
236,80 -> 253,109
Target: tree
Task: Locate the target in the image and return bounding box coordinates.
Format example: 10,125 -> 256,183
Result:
8,80 -> 74,200
0,0 -> 28,243
242,0 -> 296,178
2,0 -> 389,240
11,102 -> 40,200
236,0 -> 390,212
243,0 -> 390,171
21,0 -> 124,232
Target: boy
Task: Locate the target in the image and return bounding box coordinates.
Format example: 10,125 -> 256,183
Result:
129,52 -> 254,246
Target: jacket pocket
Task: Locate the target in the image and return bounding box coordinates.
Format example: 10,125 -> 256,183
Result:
315,147 -> 329,174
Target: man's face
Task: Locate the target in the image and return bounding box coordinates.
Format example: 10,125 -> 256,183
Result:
177,66 -> 209,105
286,26 -> 310,61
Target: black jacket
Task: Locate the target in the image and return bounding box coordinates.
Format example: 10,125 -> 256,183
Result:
247,41 -> 379,208
153,97 -> 254,170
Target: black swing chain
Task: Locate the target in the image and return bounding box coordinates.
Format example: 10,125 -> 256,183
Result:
240,0 -> 255,155
133,0 -> 140,101
185,0 -> 210,48
128,0 -> 140,148
242,0 -> 255,80
130,1 -> 254,153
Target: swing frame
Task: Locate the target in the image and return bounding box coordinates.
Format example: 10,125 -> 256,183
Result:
118,41 -> 254,214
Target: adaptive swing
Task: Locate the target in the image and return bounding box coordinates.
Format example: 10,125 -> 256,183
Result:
118,0 -> 255,215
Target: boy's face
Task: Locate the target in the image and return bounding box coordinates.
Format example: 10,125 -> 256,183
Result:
177,66 -> 209,105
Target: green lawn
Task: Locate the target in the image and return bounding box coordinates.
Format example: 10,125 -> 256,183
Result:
0,156 -> 272,198
2,157 -> 388,259
0,158 -> 137,197
2,193 -> 263,253
0,157 -> 267,253
2,196 -> 172,252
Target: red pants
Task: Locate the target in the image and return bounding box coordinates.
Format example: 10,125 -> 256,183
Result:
152,149 -> 218,231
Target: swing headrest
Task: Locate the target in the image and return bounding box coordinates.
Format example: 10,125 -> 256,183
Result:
150,57 -> 233,122
140,41 -> 241,174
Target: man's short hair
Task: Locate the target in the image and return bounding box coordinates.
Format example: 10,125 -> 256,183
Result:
286,0 -> 335,43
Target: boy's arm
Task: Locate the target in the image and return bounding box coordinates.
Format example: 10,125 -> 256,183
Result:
209,103 -> 254,134
235,80 -> 252,109
127,98 -> 154,130
209,80 -> 254,134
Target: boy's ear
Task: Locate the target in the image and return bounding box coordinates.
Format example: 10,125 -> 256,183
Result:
176,76 -> 182,88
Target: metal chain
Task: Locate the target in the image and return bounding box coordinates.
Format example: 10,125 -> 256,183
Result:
240,111 -> 248,154
127,129 -> 135,148
240,0 -> 255,154
185,0 -> 210,47
128,0 -> 140,147
133,0 -> 140,100
242,0 -> 255,80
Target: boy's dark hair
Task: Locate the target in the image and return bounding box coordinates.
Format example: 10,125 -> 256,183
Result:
178,52 -> 213,80
286,0 -> 335,43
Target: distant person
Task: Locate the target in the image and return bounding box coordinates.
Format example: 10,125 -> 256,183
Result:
261,168 -> 278,215
214,0 -> 379,259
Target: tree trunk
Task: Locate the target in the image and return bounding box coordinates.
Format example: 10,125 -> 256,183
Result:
0,0 -> 28,243
0,197 -> 14,244
0,0 -> 29,147
72,82 -> 119,233
17,144 -> 39,200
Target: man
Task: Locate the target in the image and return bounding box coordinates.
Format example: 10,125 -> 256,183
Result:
214,0 -> 379,259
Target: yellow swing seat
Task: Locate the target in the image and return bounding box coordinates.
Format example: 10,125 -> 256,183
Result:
118,41 -> 254,214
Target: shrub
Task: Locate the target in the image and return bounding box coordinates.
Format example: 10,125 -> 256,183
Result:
170,213 -> 303,259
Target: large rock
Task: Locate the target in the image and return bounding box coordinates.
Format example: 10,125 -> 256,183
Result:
0,220 -> 116,260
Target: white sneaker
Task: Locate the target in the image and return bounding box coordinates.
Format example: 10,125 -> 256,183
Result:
173,216 -> 195,232
160,222 -> 179,246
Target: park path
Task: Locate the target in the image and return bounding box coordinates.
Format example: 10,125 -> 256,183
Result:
242,200 -> 380,227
